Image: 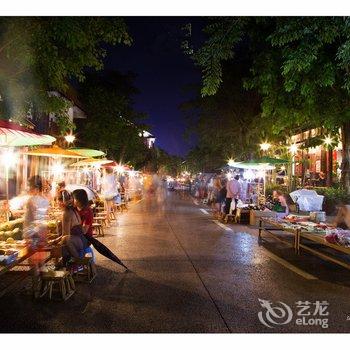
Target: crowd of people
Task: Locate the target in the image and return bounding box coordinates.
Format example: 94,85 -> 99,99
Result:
191,173 -> 290,221
21,167 -> 134,277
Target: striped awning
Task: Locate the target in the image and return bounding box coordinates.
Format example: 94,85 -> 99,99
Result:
0,120 -> 56,147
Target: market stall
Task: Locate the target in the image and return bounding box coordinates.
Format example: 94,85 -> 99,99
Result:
258,214 -> 350,270
223,158 -> 291,224
70,158 -> 114,191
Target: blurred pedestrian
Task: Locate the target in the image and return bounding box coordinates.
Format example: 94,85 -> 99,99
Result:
24,175 -> 49,250
225,174 -> 242,217
212,177 -> 224,219
23,175 -> 49,297
102,168 -> 119,225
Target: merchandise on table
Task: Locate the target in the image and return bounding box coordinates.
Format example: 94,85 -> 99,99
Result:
0,249 -> 19,266
325,229 -> 350,247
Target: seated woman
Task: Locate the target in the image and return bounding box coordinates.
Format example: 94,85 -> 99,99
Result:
333,205 -> 350,229
272,190 -> 290,218
72,189 -> 94,240
57,191 -> 87,266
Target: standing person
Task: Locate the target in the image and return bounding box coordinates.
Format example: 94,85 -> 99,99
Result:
23,175 -> 49,297
225,174 -> 242,217
333,205 -> 350,229
102,167 -> 119,225
239,175 -> 247,203
24,175 -> 49,251
212,177 -> 223,219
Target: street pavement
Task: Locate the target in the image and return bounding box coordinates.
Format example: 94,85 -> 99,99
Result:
1,188 -> 350,333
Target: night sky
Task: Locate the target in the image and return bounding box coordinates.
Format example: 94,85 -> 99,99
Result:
104,17 -> 206,157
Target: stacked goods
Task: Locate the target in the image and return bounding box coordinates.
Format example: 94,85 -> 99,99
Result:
0,218 -> 24,241
0,219 -> 59,266
325,229 -> 350,247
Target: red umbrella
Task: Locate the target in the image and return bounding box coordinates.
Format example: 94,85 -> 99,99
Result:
101,161 -> 119,167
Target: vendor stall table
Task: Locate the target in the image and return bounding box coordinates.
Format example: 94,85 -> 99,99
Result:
299,231 -> 350,271
259,217 -> 350,271
0,248 -> 52,297
258,217 -> 300,253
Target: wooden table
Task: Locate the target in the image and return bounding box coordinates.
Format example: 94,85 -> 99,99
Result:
258,217 -> 301,253
299,231 -> 350,271
0,247 -> 52,297
259,217 -> 350,271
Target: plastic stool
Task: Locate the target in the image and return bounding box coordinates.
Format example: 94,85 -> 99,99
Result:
84,245 -> 95,263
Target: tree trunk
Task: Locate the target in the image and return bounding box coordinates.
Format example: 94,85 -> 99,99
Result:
341,121 -> 350,193
326,148 -> 333,187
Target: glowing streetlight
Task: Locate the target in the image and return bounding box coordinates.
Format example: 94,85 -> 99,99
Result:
64,133 -> 76,144
323,135 -> 333,146
260,142 -> 271,152
228,158 -> 235,167
289,143 -> 298,155
1,148 -> 18,169
281,165 -> 286,171
52,162 -> 65,177
116,164 -> 124,173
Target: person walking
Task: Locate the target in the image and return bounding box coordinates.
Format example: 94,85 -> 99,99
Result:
212,177 -> 223,219
23,175 -> 50,297
102,167 -> 119,225
225,174 -> 242,218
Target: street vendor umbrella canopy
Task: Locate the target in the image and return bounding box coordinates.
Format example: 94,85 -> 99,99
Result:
65,184 -> 98,200
22,145 -> 86,158
101,162 -> 130,170
229,160 -> 275,170
257,156 -> 290,165
69,158 -> 114,167
101,161 -> 119,167
68,148 -> 106,158
0,120 -> 56,147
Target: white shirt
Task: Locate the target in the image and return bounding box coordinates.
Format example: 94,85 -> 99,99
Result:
226,179 -> 242,199
102,174 -> 119,197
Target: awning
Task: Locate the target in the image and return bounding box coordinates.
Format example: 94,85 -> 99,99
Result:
68,148 -> 106,158
0,120 -> 56,147
69,158 -> 114,167
228,161 -> 275,171
22,145 -> 86,158
257,156 -> 290,164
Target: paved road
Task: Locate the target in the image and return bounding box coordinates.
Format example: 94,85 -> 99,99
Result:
1,189 -> 350,333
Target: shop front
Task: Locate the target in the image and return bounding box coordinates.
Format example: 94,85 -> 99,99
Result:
290,128 -> 342,187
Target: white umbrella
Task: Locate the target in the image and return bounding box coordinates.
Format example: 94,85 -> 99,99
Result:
65,184 -> 98,201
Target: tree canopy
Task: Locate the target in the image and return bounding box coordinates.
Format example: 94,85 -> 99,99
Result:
0,17 -> 131,129
76,71 -> 150,168
182,60 -> 266,172
193,17 -> 350,188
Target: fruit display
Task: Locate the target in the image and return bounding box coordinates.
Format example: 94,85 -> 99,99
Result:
0,218 -> 24,241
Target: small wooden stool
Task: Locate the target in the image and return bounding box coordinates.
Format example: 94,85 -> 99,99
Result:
40,270 -> 75,301
94,215 -> 107,227
70,257 -> 97,283
92,222 -> 104,237
109,209 -> 116,220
